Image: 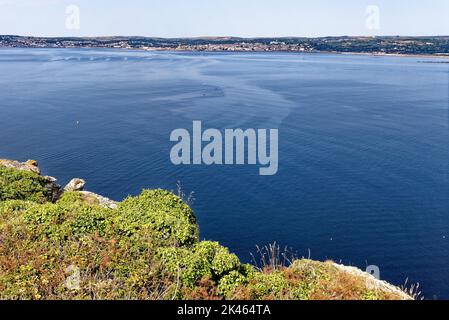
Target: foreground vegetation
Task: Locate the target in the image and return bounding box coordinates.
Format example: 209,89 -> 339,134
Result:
0,164 -> 411,300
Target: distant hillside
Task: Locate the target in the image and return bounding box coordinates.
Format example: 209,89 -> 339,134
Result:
1,35 -> 449,55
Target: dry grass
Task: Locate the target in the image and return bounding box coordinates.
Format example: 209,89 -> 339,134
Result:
401,278 -> 423,300
244,243 -> 414,301
250,242 -> 297,272
175,181 -> 195,206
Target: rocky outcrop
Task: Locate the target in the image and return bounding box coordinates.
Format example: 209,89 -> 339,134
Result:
43,175 -> 63,202
78,191 -> 118,209
0,159 -> 41,175
0,159 -> 117,209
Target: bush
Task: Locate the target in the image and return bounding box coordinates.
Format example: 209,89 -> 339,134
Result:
217,271 -> 248,298
0,167 -> 49,203
0,172 -> 203,299
22,192 -> 111,241
245,272 -> 289,299
115,189 -> 199,246
156,241 -> 243,289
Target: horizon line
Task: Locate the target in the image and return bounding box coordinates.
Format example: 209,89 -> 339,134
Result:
2,34 -> 449,40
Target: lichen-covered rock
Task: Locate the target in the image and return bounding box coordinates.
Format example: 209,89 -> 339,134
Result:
64,178 -> 86,192
79,191 -> 118,209
0,159 -> 41,175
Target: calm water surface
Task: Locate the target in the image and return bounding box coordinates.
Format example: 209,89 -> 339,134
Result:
0,48 -> 448,298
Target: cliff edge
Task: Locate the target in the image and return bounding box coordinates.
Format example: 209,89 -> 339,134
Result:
0,159 -> 413,300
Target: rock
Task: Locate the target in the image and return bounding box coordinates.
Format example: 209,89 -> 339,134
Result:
25,159 -> 38,167
331,263 -> 413,300
0,159 -> 41,175
43,176 -> 63,202
64,178 -> 86,192
79,191 -> 118,209
63,179 -> 117,208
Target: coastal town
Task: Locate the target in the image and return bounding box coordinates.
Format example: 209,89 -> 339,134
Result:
1,35 -> 449,56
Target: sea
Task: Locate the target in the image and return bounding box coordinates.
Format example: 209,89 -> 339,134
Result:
0,48 -> 448,299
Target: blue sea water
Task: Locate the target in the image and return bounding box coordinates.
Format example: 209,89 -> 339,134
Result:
0,48 -> 448,299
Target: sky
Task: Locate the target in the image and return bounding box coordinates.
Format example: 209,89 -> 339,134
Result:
0,0 -> 448,38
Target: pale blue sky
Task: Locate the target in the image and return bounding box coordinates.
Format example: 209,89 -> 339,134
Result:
1,0 -> 448,37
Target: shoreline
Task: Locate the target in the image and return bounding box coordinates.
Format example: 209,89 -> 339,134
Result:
336,51 -> 449,60
1,45 -> 449,60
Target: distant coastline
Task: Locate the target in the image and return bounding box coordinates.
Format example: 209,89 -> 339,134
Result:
1,35 -> 449,58
337,51 -> 449,60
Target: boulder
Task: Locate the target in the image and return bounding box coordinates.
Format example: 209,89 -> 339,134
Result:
43,176 -> 63,202
64,178 -> 86,192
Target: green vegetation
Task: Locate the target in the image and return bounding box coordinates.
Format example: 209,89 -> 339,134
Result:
0,166 -> 49,203
0,164 -> 411,300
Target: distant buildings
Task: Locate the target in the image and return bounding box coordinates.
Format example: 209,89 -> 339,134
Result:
1,36 -> 448,56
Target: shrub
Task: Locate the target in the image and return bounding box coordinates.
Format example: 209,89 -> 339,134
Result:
194,242 -> 240,277
115,189 -> 198,246
0,167 -> 49,203
217,271 -> 247,298
22,192 -> 112,241
156,241 -> 243,289
244,271 -> 289,299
